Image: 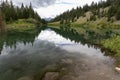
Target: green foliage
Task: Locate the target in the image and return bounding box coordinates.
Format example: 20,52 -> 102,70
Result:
7,19 -> 37,32
116,7 -> 120,20
51,0 -> 108,22
0,1 -> 41,22
51,0 -> 120,23
0,0 -> 48,32
60,19 -> 71,31
0,11 -> 6,34
48,22 -> 60,28
49,22 -> 120,66
90,15 -> 96,21
102,35 -> 120,66
50,0 -> 120,67
102,36 -> 120,54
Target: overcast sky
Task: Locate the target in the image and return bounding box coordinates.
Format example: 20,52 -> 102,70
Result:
8,0 -> 106,18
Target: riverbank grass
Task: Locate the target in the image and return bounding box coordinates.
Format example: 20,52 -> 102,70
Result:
48,22 -> 60,29
7,19 -> 38,32
102,36 -> 120,66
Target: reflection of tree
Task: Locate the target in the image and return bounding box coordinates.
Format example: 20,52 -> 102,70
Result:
51,27 -> 86,44
60,19 -> 71,32
0,28 -> 44,54
51,27 -> 116,57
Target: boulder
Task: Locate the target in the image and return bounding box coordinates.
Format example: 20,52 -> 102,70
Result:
115,67 -> 120,73
61,59 -> 73,64
17,76 -> 33,80
43,72 -> 59,80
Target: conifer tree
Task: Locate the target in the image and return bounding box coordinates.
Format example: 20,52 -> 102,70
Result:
116,7 -> 120,20
0,0 -> 42,22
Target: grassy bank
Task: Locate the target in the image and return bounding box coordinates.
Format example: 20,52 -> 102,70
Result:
48,22 -> 120,67
102,36 -> 120,66
48,22 -> 60,28
6,18 -> 40,32
73,23 -> 120,67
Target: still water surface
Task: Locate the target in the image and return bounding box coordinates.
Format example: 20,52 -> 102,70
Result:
0,28 -> 119,80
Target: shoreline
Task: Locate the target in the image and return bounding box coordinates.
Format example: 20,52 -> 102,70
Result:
48,22 -> 120,68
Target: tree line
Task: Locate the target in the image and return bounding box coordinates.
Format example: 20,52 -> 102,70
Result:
0,0 -> 41,22
0,0 -> 47,33
51,0 -> 120,22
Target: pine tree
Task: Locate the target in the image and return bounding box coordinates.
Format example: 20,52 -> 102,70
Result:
29,3 -> 34,18
0,14 -> 3,33
0,1 -> 42,21
116,7 -> 120,20
0,11 -> 6,33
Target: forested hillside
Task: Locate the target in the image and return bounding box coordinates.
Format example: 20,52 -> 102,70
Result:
0,0 -> 46,34
49,0 -> 120,67
51,0 -> 120,23
0,1 -> 41,22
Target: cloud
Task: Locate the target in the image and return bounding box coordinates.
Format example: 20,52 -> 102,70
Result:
8,0 -> 57,8
35,3 -> 77,18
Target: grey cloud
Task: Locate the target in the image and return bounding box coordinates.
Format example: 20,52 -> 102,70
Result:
9,0 -> 57,8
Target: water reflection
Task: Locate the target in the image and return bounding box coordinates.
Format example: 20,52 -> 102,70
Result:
0,41 -> 70,80
0,28 -> 41,54
0,28 -> 78,80
37,29 -> 75,46
51,28 -> 116,56
0,28 -> 119,80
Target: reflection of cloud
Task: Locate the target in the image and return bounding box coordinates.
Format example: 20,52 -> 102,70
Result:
37,29 -> 75,46
0,28 -> 118,80
8,0 -> 57,8
0,40 -> 68,80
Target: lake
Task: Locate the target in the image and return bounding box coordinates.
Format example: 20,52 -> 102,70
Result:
0,28 -> 119,80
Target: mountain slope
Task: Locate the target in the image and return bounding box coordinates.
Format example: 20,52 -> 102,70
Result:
51,0 -> 120,24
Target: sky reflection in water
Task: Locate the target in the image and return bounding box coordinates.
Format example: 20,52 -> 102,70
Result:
0,29 -> 119,80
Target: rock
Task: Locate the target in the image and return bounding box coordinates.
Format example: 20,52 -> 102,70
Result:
17,76 -> 33,80
61,59 -> 73,64
115,67 -> 120,73
61,75 -> 77,80
43,72 -> 59,80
